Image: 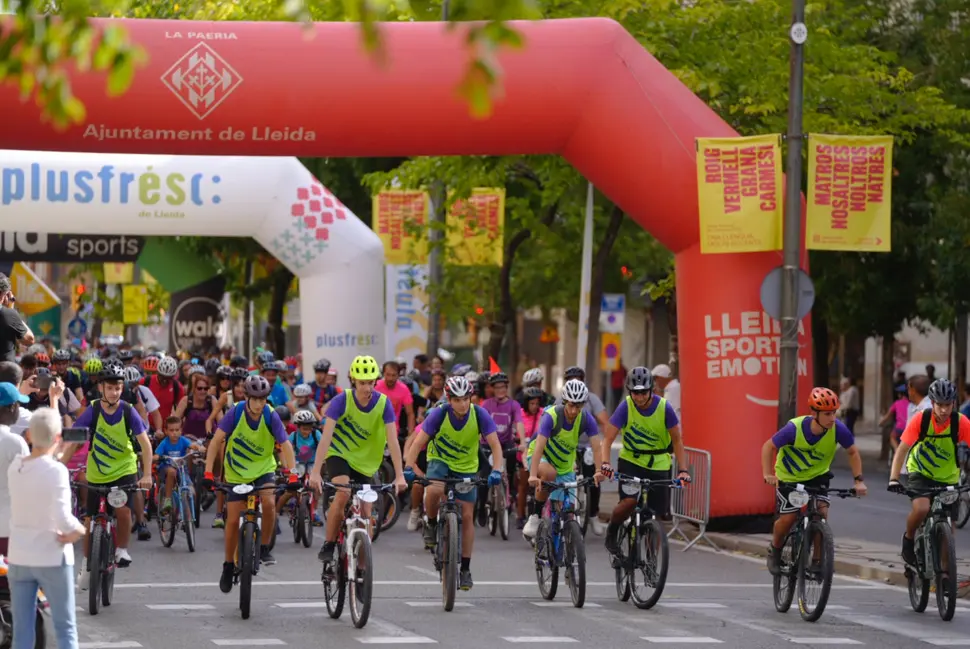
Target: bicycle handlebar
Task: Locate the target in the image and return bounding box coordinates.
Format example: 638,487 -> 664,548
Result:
322,482 -> 395,494
897,483 -> 970,498
779,483 -> 858,498
70,483 -> 145,492
412,476 -> 487,488
538,477 -> 592,492
611,473 -> 684,488
212,481 -> 277,493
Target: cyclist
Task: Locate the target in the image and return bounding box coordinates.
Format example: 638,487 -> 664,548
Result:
154,415 -> 205,515
308,355 -> 407,571
479,372 -> 525,527
889,378 -> 970,565
288,383 -> 321,420
601,366 -> 691,558
514,368 -> 554,407
762,386 -> 867,575
203,374 -> 298,592
523,379 -> 606,540
279,410 -> 323,525
403,375 -> 504,590
142,355 -> 184,421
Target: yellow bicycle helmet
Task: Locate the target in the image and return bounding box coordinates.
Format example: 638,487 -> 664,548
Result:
349,355 -> 380,381
83,357 -> 103,375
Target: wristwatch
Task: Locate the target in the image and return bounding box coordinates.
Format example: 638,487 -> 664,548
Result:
853,474 -> 864,483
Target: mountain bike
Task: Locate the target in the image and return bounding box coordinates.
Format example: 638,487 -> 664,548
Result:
75,483 -> 141,615
610,474 -> 682,610
414,476 -> 485,612
573,446 -> 595,535
955,443 -> 970,529
215,481 -> 274,620
157,453 -> 199,552
288,463 -> 317,548
534,478 -> 590,607
773,483 -> 857,622
485,447 -> 514,541
321,482 -> 394,628
895,483 -> 970,621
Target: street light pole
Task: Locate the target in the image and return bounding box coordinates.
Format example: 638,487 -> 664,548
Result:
778,0 -> 807,427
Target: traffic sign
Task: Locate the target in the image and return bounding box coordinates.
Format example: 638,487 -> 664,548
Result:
759,266 -> 815,322
600,293 -> 626,333
539,325 -> 560,344
67,317 -> 87,338
601,333 -> 622,371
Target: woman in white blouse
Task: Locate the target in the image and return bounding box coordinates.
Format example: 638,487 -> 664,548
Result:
7,408 -> 85,649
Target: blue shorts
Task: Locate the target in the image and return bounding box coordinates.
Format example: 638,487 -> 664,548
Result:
426,460 -> 478,503
526,455 -> 577,503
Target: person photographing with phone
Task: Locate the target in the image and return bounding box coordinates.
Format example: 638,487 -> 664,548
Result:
0,274 -> 33,363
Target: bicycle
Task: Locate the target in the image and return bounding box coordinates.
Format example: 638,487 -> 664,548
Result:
413,476 -> 485,612
284,463 -> 317,548
214,480 -> 274,620
73,483 -> 141,616
484,448 -> 513,541
772,483 -> 857,622
610,474 -> 682,610
573,445 -> 595,535
894,483 -> 970,621
320,481 -> 394,628
321,465 -> 389,543
533,478 -> 590,607
157,453 -> 200,552
955,443 -> 970,529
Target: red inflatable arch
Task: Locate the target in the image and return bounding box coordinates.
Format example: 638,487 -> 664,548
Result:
0,18 -> 811,518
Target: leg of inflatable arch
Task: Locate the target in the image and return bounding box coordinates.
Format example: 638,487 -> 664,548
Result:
675,244 -> 812,519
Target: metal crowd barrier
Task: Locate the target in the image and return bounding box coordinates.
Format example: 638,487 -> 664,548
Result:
668,446 -> 719,552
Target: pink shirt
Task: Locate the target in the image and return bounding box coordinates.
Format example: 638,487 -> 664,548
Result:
375,379 -> 414,419
891,398 -> 909,430
66,441 -> 89,471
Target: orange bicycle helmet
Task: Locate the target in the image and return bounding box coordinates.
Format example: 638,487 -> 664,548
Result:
808,387 -> 840,412
35,352 -> 50,365
141,356 -> 159,373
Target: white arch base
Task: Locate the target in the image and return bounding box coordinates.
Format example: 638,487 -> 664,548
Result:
0,150 -> 384,383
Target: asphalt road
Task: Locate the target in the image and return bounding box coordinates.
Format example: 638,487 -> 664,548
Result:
60,505 -> 970,649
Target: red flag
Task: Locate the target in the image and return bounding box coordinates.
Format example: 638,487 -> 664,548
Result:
489,357 -> 502,374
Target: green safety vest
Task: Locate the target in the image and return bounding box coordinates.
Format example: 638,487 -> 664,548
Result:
327,391 -> 389,477
223,405 -> 279,483
907,411 -> 961,485
86,402 -> 138,485
774,416 -> 837,483
527,406 -> 585,475
427,405 -> 481,474
619,395 -> 672,471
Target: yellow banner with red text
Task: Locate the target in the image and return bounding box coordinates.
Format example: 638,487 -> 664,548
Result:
446,188 -> 505,266
372,190 -> 430,265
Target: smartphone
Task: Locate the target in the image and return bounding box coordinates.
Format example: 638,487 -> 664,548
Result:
34,374 -> 53,390
62,427 -> 88,443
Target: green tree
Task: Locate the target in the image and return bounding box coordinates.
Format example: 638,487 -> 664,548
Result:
66,263 -> 169,341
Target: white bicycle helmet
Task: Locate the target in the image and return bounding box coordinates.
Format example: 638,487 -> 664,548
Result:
123,366 -> 142,383
187,365 -> 205,376
561,379 -> 589,404
523,368 -> 544,386
293,409 -> 317,425
445,375 -> 473,398
293,384 -> 312,398
157,356 -> 179,378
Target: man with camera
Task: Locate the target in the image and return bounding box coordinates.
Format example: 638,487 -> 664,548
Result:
0,273 -> 34,363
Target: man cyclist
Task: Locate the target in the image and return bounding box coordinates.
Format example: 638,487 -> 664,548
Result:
403,375 -> 504,590
308,355 -> 407,571
601,366 -> 691,557
204,374 -> 298,593
762,386 -> 867,575
478,372 -> 525,527
514,368 -> 554,407
523,379 -> 605,540
889,378 -> 970,565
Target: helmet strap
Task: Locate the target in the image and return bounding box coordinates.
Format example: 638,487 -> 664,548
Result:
810,409 -> 832,433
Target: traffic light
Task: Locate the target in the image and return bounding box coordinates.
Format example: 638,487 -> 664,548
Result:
70,283 -> 86,311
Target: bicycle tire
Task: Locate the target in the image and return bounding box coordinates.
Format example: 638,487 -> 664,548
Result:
630,518 -> 668,610
487,486 -> 497,536
933,521 -> 958,621
381,490 -> 401,532
774,530 -> 798,613
576,485 -> 590,536
614,523 -> 631,602
88,526 -> 105,615
239,521 -> 256,620
295,497 -> 307,545
34,607 -> 45,649
796,519 -> 835,622
955,466 -> 970,529
324,546 -> 347,619
442,511 -> 459,612
193,477 -> 203,527
101,530 -> 115,607
564,519 -> 586,608
535,519 -> 558,601
371,491 -> 384,544
349,534 -> 374,628
301,492 -> 314,548
498,481 -> 510,541
182,491 -> 196,553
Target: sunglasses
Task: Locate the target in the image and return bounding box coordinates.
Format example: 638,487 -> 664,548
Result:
196,385 -> 210,391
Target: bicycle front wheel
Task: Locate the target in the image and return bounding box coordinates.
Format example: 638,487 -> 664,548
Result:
933,521 -> 958,621
630,518 -> 668,610
301,492 -> 314,548
323,548 -> 346,619
239,521 -> 256,620
564,519 -> 586,608
88,526 -> 106,615
349,534 -> 374,628
441,512 -> 459,612
535,519 -> 558,601
614,523 -> 631,602
773,531 -> 797,613
796,520 -> 835,622
182,491 -> 196,553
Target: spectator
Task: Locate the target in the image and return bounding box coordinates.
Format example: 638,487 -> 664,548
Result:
0,362 -> 31,436
7,407 -> 86,649
610,362 -> 627,407
412,354 -> 431,387
925,364 -> 936,382
0,383 -> 30,583
838,377 -> 861,433
0,274 -> 33,363
652,364 -> 681,422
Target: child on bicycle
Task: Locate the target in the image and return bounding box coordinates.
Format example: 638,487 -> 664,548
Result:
277,410 -> 323,525
154,416 -> 205,515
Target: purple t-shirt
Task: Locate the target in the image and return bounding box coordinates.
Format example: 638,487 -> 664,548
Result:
325,391 -> 396,425
538,409 -> 599,439
422,404 -> 498,440
75,402 -> 149,439
771,417 -> 855,450
609,395 -> 679,430
216,404 -> 289,444
480,397 -> 523,444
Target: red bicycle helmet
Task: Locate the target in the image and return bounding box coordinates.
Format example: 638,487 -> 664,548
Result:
141,356 -> 159,373
808,387 -> 840,412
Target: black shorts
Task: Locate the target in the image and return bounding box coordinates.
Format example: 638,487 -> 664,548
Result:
776,473 -> 831,514
325,456 -> 372,485
86,474 -> 137,517
616,458 -> 671,519
226,473 -> 277,503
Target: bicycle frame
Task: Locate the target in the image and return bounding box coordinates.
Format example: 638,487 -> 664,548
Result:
539,479 -> 586,565
613,474 -> 680,567
415,477 -> 483,572
905,484 -> 970,580
779,483 -> 856,573
323,482 -> 392,578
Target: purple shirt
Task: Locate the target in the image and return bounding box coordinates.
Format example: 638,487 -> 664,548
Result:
422,404 -> 498,440
75,402 -> 149,438
325,391 -> 396,424
216,405 -> 289,444
480,397 -> 523,444
771,417 -> 855,450
538,409 -> 599,439
609,395 -> 679,430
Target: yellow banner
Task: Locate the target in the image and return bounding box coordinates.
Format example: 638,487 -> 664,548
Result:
446,188 -> 505,266
104,262 -> 135,284
10,262 -> 60,316
122,284 -> 149,324
806,134 -> 893,251
373,190 -> 430,265
696,134 -> 783,254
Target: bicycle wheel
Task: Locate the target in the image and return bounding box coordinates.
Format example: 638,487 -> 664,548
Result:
535,519 -> 558,601
497,481 -> 510,541
381,490 -> 401,532
564,519 -> 586,608
88,526 -> 105,615
34,607 -> 46,649
487,486 -> 497,537
441,511 -> 459,612
239,521 -> 256,620
614,523 -> 631,602
796,520 -> 835,622
301,492 -> 314,548
193,478 -> 203,528
575,485 -> 589,536
370,492 -> 384,544
773,531 -> 797,613
324,547 -> 347,619
157,494 -> 175,547
182,491 -> 196,553
295,497 -> 306,545
933,521 -> 958,621
630,518 -> 669,610
955,467 -> 970,529
101,531 -> 115,607
349,534 -> 374,628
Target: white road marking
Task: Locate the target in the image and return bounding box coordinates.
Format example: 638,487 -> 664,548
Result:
835,614 -> 970,645
404,601 -> 473,607
79,644 -> 143,649
112,579 -> 883,589
502,638 -> 579,644
788,640 -> 863,645
145,604 -> 215,610
657,602 -> 727,609
274,602 -> 327,608
923,642 -> 970,647
211,642 -> 286,647
530,601 -> 602,608
356,639 -> 437,645
405,565 -> 439,577
641,638 -> 723,644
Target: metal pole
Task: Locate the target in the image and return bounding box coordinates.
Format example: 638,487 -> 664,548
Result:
427,183 -> 444,356
576,182 -> 595,370
777,0 -> 807,427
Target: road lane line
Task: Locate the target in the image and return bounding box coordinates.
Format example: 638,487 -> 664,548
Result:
112,579 -> 885,589
641,638 -> 723,644
274,602 -> 327,608
657,602 -> 727,609
404,601 -> 473,607
211,642 -> 286,646
355,639 -> 437,645
788,640 -> 863,645
79,644 -> 143,649
502,638 -> 579,643
834,613 -> 970,644
145,604 -> 215,610
405,565 -> 439,577
530,601 -> 602,608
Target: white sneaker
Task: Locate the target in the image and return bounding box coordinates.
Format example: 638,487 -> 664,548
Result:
522,514 -> 540,539
407,508 -> 423,532
115,548 -> 132,566
590,518 -> 606,537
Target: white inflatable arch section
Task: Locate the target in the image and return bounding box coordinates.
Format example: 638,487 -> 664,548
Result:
0,150 -> 384,381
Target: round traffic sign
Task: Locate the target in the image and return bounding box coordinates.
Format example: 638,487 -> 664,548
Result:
759,267 -> 815,321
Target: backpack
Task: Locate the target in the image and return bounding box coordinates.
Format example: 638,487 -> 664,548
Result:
143,374 -> 184,403
918,410 -> 960,450
89,400 -> 137,448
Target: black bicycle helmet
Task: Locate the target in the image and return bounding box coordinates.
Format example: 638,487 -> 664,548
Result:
313,358 -> 332,373
99,365 -> 126,383
52,349 -> 71,362
230,367 -> 250,381
489,372 -> 509,385
244,374 -> 272,398
274,405 -> 291,422
625,366 -> 654,391
102,357 -> 124,373
216,365 -> 233,378
928,378 -> 957,404
230,355 -> 249,369
257,351 -> 275,366
564,365 -> 585,381
523,387 -> 543,400
205,358 -> 222,375
117,349 -> 133,361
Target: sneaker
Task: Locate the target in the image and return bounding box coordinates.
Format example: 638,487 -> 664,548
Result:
766,545 -> 781,576
115,548 -> 132,568
260,545 -> 276,566
161,498 -> 172,515
407,508 -> 423,532
459,569 -> 473,591
318,543 -> 334,563
590,518 -> 606,537
604,527 -> 621,557
212,514 -> 225,529
901,534 -> 917,566
219,561 -> 234,593
423,519 -> 438,548
136,523 -> 151,541
522,514 -> 540,539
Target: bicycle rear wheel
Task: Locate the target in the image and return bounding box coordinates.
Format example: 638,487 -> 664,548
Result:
441,512 -> 459,612
88,526 -> 106,615
564,519 -> 586,608
614,523 -> 631,602
630,518 -> 668,610
301,492 -> 314,548
933,521 -> 958,621
349,534 -> 374,628
497,480 -> 510,541
381,490 -> 401,532
182,492 -> 196,553
323,547 -> 347,619
773,531 -> 797,613
535,519 -> 558,601
575,485 -> 589,536
239,521 -> 256,620
796,520 -> 835,622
